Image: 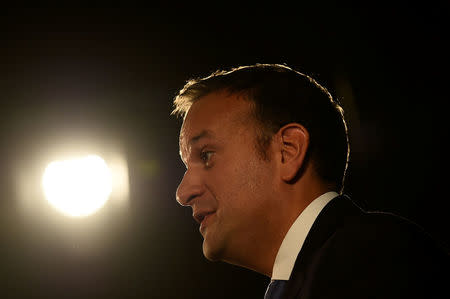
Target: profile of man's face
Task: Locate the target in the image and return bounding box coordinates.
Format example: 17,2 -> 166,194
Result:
176,91 -> 279,266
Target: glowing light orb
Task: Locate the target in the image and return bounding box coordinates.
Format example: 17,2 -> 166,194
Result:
42,155 -> 112,217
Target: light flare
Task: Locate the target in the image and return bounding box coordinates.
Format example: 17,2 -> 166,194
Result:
42,155 -> 112,217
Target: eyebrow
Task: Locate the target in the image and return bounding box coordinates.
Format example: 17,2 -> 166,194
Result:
188,130 -> 214,147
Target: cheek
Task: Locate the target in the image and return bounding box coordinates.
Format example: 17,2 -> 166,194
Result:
224,157 -> 274,214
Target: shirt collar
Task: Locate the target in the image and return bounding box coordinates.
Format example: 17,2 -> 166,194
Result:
271,191 -> 339,280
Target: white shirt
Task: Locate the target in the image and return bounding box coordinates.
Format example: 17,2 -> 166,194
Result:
271,191 -> 339,280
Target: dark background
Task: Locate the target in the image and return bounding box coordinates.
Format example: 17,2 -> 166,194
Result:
1,4 -> 449,299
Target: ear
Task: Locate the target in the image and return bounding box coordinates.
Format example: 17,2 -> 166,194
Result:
277,123 -> 310,182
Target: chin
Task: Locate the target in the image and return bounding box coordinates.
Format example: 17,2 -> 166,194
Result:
202,240 -> 223,262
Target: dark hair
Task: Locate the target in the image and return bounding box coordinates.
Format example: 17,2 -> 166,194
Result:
172,64 -> 349,193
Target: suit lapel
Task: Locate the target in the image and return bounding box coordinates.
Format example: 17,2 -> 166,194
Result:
282,195 -> 363,298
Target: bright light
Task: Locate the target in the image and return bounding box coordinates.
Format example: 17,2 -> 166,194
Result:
42,155 -> 113,217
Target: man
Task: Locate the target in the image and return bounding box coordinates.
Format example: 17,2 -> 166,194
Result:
172,64 -> 448,298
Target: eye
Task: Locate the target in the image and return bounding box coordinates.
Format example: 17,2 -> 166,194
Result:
200,151 -> 214,167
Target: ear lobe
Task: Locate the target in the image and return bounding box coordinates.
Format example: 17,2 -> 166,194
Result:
279,124 -> 310,182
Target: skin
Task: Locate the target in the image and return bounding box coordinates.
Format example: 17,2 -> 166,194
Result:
176,90 -> 331,276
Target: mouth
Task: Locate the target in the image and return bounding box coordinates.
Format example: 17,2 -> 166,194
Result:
193,210 -> 216,235
193,211 -> 215,225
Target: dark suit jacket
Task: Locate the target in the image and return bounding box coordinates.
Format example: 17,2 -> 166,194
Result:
281,195 -> 449,299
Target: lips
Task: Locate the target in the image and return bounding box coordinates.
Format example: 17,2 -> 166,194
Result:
193,210 -> 216,236
193,210 -> 215,225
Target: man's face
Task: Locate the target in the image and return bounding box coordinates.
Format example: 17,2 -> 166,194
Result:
176,91 -> 278,264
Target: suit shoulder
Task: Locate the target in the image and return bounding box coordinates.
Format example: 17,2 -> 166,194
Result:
321,210 -> 449,274
300,211 -> 449,298
338,210 -> 447,252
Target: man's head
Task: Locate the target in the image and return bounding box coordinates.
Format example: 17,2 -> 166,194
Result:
173,64 -> 349,275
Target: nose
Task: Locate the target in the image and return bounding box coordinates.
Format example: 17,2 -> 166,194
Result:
176,168 -> 204,207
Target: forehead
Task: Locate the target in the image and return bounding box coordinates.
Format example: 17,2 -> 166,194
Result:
179,91 -> 254,149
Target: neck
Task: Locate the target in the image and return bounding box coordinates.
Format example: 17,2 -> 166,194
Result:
255,176 -> 334,276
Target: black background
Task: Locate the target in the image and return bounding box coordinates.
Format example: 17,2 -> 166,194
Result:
1,4 -> 449,299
